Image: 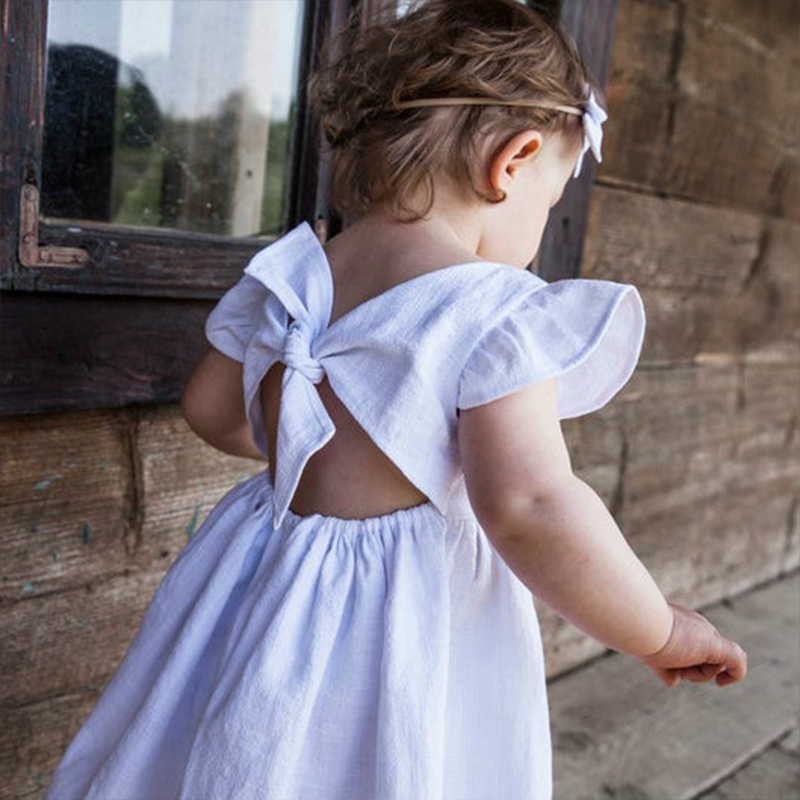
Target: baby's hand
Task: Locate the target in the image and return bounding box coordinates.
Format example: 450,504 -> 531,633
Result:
636,603 -> 747,688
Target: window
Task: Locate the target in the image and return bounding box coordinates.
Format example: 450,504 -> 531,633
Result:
3,0 -> 324,299
43,0 -> 306,240
0,0 -> 617,414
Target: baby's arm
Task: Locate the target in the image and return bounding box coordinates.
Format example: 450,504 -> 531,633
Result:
181,347 -> 265,461
458,377 -> 746,686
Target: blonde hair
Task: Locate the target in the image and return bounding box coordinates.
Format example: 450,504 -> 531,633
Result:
308,0 -> 595,222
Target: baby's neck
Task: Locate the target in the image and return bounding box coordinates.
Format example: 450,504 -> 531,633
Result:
327,209 -> 485,282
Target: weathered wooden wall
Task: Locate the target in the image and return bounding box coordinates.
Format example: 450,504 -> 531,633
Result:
539,0 -> 800,671
1,1 -> 798,797
0,407 -> 264,799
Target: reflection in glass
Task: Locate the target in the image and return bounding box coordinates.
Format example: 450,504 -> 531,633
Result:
43,0 -> 306,238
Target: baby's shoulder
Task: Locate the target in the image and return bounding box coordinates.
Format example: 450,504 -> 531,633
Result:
432,261 -> 544,314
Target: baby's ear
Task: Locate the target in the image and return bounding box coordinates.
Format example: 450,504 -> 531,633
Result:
508,130 -> 545,171
489,130 -> 544,192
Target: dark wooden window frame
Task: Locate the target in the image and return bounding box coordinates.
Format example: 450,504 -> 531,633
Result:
0,0 -> 616,415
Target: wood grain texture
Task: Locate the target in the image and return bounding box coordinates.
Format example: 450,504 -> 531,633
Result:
582,186 -> 800,364
679,0 -> 798,146
598,0 -> 679,192
697,733 -> 800,800
0,404 -> 263,708
0,691 -> 99,800
550,572 -> 800,800
601,0 -> 800,220
0,405 -> 263,601
0,291 -> 212,414
1,569 -> 164,709
537,0 -> 619,281
11,224 -> 266,298
545,177 -> 800,676
0,409 -> 128,601
779,726 -> 800,755
541,358 -> 799,677
1,1 -> 799,797
0,0 -> 47,289
135,404 -> 265,559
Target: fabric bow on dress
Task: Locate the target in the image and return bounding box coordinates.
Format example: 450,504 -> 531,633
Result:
242,241 -> 337,529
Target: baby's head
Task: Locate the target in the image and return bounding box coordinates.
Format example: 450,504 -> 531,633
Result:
309,0 -> 597,226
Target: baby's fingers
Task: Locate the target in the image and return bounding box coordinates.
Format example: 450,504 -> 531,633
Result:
712,641 -> 748,687
675,663 -> 724,683
649,666 -> 679,687
715,644 -> 748,686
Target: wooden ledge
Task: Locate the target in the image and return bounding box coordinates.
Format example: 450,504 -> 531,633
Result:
549,571 -> 800,800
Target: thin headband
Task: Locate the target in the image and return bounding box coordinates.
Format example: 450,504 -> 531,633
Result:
393,97 -> 583,116
393,87 -> 608,178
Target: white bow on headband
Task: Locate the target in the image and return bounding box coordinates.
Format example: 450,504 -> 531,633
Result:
394,85 -> 608,178
572,88 -> 607,178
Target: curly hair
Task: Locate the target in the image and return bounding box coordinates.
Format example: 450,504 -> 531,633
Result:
308,0 -> 595,222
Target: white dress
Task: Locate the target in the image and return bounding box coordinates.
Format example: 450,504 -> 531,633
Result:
46,222 -> 645,800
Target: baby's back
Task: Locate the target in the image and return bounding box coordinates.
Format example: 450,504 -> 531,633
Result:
260,216 -> 481,520
260,363 -> 428,519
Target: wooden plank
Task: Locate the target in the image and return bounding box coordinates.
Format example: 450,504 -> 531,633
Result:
0,570 -> 163,708
562,410 -> 627,476
613,363 -> 799,602
779,726 -> 800,755
744,216 -> 800,363
0,291 -> 211,414
0,404 -> 263,706
0,0 -> 47,288
0,409 -> 128,600
630,481 -> 797,604
0,690 -> 99,800
135,404 -> 264,561
539,480 -> 798,677
583,186 -> 759,291
0,404 -> 263,600
668,101 -> 794,221
678,1 -> 798,147
600,0 -> 800,220
683,0 -> 800,52
537,0 -> 619,281
616,365 -> 798,514
550,573 -> 800,800
697,736 -> 800,800
599,0 -> 679,193
12,223 -> 265,298
580,362 -> 798,532
582,187 -> 800,364
543,360 -> 799,676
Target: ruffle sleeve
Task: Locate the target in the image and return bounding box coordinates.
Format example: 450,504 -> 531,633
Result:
204,274 -> 268,363
457,278 -> 646,419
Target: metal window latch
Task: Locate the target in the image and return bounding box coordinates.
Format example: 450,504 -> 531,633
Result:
18,184 -> 90,268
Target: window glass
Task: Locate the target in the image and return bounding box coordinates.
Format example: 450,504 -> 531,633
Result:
43,0 -> 306,238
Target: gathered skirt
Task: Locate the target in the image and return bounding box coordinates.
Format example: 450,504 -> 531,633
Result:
46,471 -> 551,800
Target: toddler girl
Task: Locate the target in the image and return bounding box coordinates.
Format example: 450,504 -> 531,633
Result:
47,2 -> 747,799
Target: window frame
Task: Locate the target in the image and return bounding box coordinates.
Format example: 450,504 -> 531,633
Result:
0,0 -> 333,299
0,0 -> 617,414
535,0 -> 619,282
